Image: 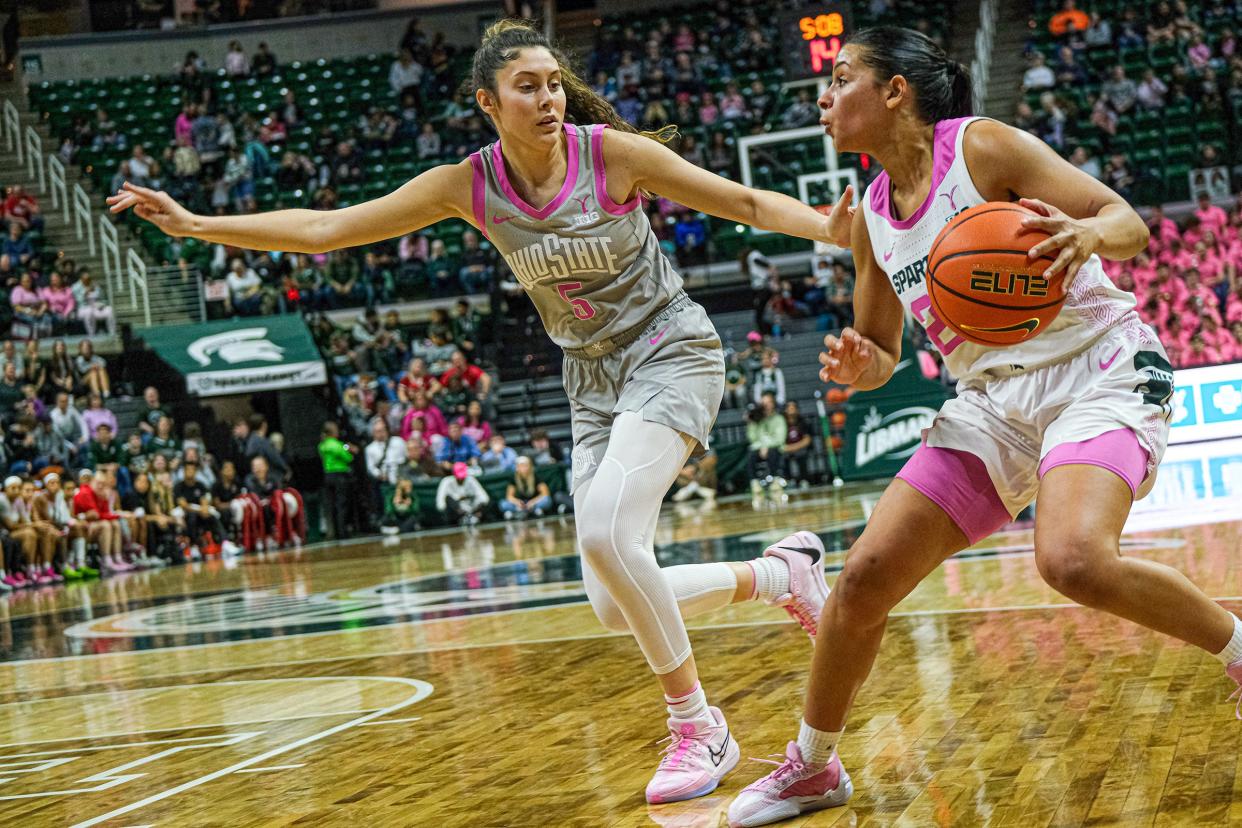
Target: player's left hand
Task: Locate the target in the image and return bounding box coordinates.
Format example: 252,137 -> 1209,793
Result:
816,185 -> 856,249
1019,197 -> 1103,289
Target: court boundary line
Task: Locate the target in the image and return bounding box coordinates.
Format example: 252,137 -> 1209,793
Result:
10,597 -> 1242,700
68,676 -> 434,828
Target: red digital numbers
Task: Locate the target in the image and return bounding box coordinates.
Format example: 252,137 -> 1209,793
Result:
809,37 -> 842,73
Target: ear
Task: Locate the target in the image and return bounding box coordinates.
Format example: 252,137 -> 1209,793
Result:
885,74 -> 909,111
475,87 -> 497,118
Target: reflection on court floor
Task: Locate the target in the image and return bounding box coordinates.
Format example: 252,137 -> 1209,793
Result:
1,439 -> 1240,827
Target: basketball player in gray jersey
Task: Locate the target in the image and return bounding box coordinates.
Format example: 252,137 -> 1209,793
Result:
110,20 -> 853,804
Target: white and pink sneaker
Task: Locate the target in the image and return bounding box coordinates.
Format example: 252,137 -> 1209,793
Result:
646,706 -> 739,804
727,742 -> 852,827
762,531 -> 830,641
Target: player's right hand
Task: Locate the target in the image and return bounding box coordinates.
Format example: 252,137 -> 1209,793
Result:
819,327 -> 873,386
106,182 -> 195,237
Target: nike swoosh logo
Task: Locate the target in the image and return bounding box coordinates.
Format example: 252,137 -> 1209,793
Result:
961,318 -> 1040,335
778,545 -> 822,565
492,214 -> 515,224
883,248 -> 894,262
649,327 -> 670,346
1099,346 -> 1123,371
709,727 -> 731,767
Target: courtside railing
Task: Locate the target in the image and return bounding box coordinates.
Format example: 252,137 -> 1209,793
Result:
1,95 -> 152,326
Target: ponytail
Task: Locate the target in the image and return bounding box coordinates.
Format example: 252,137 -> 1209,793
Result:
472,20 -> 676,144
849,26 -> 974,123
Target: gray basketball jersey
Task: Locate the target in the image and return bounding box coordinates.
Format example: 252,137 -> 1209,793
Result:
469,123 -> 685,349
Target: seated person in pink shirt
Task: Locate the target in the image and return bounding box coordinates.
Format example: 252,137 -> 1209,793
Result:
1148,264 -> 1188,310
1176,269 -> 1221,323
1164,315 -> 1193,353
1199,314 -> 1234,354
37,270 -> 76,329
1227,322 -> 1242,361
1181,334 -> 1219,368
400,388 -> 447,443
1147,205 -> 1181,249
1195,192 -> 1229,235
1226,282 -> 1242,325
10,272 -> 48,330
1158,236 -> 1196,271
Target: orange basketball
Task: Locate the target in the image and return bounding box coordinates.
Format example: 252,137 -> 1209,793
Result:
926,203 -> 1066,347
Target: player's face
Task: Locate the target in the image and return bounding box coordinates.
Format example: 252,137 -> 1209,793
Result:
485,47 -> 566,145
819,47 -> 886,154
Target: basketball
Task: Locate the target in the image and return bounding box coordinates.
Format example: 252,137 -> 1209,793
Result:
927,203 -> 1067,347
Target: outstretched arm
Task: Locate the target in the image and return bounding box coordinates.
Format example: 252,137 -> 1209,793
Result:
605,129 -> 855,248
107,161 -> 475,255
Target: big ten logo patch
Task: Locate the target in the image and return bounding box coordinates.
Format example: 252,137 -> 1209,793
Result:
571,210 -> 600,228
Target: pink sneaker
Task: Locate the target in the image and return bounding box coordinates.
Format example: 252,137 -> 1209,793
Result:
2,574 -> 20,589
35,571 -> 54,586
1227,659 -> 1242,717
762,531 -> 830,641
11,572 -> 29,588
45,566 -> 64,584
646,706 -> 739,804
727,742 -> 852,827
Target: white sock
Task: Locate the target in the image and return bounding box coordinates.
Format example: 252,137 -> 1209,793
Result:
1214,614 -> 1242,664
747,556 -> 791,602
797,719 -> 842,766
73,538 -> 86,567
665,682 -> 710,722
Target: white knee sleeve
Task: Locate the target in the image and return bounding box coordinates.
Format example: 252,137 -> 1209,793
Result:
575,411 -> 697,674
282,492 -> 298,517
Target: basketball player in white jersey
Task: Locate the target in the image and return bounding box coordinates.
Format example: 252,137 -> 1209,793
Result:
729,26 -> 1242,826
111,20 -> 856,805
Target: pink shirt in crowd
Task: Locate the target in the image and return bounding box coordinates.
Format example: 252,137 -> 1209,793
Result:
38,286 -> 75,317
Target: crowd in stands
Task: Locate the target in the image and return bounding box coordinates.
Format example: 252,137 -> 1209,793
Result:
0,337 -> 313,588
123,0 -> 374,31
50,20 -> 512,312
1019,0 -> 1242,203
310,299 -> 571,532
0,186 -> 117,339
1103,191 -> 1242,366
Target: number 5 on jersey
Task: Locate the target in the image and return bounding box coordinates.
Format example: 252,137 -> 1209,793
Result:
558,281 -> 597,320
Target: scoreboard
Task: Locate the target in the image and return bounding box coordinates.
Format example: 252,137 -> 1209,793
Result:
779,4 -> 854,81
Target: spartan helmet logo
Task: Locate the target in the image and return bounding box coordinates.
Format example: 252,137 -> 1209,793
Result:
187,328 -> 285,367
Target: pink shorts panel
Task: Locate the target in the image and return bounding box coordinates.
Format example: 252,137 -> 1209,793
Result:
895,444 -> 1012,546
1037,428 -> 1149,497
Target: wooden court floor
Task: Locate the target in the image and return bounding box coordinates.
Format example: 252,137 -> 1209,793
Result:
1,440 -> 1242,827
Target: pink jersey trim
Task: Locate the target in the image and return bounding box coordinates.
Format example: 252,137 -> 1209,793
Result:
869,116 -> 971,230
591,124 -> 640,215
895,443 -> 1011,545
491,122 -> 580,220
468,151 -> 490,241
1038,428 -> 1149,497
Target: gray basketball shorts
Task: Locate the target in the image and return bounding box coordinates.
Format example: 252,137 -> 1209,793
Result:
563,300 -> 725,493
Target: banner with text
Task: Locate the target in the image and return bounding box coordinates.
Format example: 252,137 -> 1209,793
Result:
139,316 -> 327,397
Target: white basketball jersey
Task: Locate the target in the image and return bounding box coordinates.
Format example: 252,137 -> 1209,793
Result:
861,116 -> 1140,381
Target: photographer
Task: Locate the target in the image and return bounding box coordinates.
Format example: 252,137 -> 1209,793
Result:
382,477 -> 421,535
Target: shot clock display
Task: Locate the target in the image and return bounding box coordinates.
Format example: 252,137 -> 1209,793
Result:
780,4 -> 854,81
